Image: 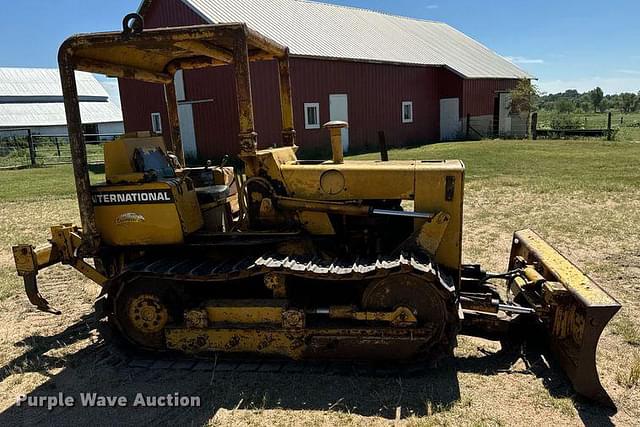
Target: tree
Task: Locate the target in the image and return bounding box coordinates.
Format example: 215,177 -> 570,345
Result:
589,87 -> 604,113
555,98 -> 575,114
620,93 -> 638,114
578,94 -> 592,113
509,79 -> 540,137
510,79 -> 540,113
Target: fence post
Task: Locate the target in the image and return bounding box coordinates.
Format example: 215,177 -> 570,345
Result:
377,131 -> 389,162
27,129 -> 36,166
607,112 -> 612,141
531,112 -> 538,140
55,137 -> 61,157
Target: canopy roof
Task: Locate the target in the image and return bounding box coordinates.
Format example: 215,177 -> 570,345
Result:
59,23 -> 288,83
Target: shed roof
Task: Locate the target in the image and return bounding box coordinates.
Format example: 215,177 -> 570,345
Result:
0,102 -> 123,128
160,0 -> 530,79
0,67 -> 109,101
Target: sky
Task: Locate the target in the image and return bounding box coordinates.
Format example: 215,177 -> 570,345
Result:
0,0 -> 638,95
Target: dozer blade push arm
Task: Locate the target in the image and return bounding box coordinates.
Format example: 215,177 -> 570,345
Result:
12,224 -> 107,315
509,229 -> 621,408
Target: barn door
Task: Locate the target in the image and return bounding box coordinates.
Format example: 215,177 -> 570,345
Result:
329,94 -> 349,152
498,92 -> 512,136
440,98 -> 460,141
174,70 -> 198,159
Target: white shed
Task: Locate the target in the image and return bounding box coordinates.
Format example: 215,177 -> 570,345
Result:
0,67 -> 124,138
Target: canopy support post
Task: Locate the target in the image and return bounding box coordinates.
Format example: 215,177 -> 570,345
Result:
164,79 -> 185,166
233,26 -> 258,157
58,48 -> 100,254
278,50 -> 296,147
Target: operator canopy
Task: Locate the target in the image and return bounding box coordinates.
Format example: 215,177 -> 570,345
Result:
59,19 -> 289,84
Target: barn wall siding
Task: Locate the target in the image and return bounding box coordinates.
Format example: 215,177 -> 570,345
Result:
145,0 -> 205,27
176,58 -> 444,157
180,61 -> 282,159
462,79 -> 519,117
290,58 -> 441,152
118,78 -> 167,136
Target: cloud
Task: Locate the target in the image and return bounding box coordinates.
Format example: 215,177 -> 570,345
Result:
538,76 -> 640,95
504,56 -> 545,64
425,4 -> 439,9
616,69 -> 640,75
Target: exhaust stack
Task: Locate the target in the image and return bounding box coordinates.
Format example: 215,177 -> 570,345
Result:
324,121 -> 348,164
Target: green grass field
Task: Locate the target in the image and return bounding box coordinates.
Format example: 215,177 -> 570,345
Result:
353,138 -> 640,192
0,165 -> 104,202
2,139 -> 638,202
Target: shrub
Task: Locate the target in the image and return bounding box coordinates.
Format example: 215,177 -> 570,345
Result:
550,114 -> 582,130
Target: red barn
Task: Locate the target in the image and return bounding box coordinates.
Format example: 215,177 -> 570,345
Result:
122,0 -> 531,160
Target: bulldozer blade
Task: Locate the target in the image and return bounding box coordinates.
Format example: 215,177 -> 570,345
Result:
509,229 -> 621,408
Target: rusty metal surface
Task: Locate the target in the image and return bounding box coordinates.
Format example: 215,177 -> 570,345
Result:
509,229 -> 621,408
165,326 -> 439,360
60,24 -> 287,78
277,51 -> 296,147
13,225 -> 108,314
163,80 -> 184,164
58,50 -> 100,253
22,273 -> 61,315
232,26 -> 258,157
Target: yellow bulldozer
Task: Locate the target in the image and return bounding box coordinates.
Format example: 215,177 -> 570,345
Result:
12,14 -> 620,407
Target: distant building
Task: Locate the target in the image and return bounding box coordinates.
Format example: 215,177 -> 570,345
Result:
0,67 -> 124,137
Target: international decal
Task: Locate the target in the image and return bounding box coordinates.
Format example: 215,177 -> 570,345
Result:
91,190 -> 174,206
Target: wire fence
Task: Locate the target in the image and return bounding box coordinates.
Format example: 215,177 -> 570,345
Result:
536,111 -> 640,129
534,111 -> 640,141
463,113 -> 530,140
0,128 -> 121,169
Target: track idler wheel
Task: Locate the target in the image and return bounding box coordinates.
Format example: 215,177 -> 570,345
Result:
113,279 -> 179,351
362,272 -> 457,359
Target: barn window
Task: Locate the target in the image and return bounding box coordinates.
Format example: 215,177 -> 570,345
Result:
304,103 -> 320,129
151,112 -> 163,134
402,101 -> 413,123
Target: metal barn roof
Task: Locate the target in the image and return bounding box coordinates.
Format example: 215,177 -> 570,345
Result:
0,67 -> 109,101
0,68 -> 122,128
0,102 -> 123,128
174,0 -> 530,79
0,102 -> 122,128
